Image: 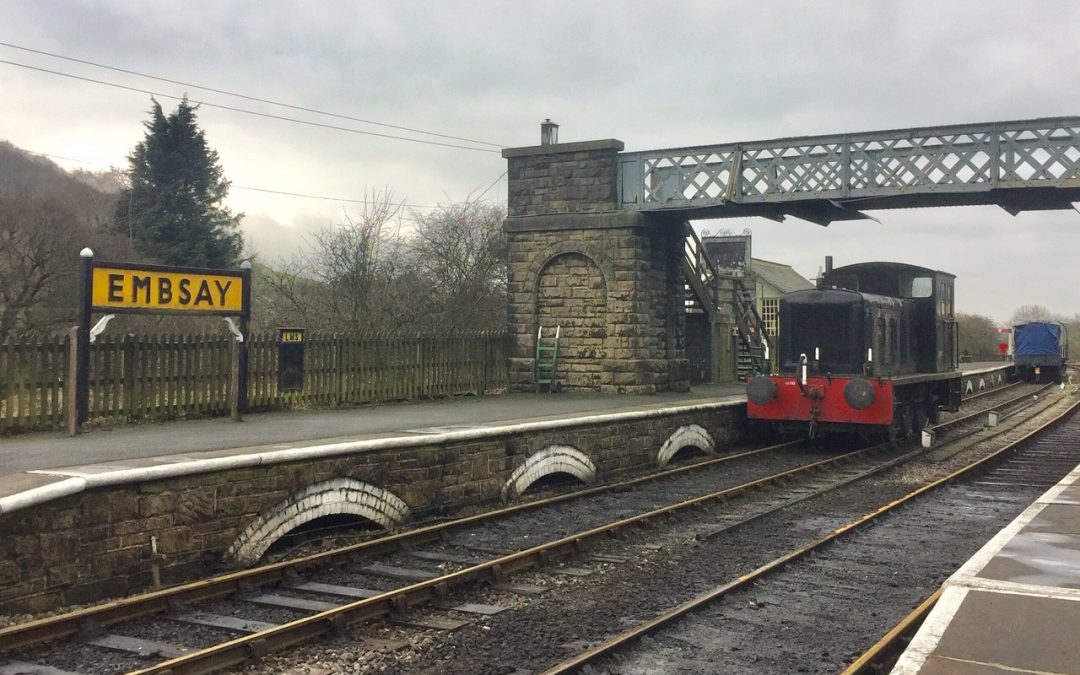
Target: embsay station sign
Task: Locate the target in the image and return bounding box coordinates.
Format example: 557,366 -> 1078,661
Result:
91,264 -> 246,314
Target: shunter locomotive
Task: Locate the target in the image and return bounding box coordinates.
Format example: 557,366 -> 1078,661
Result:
746,259 -> 962,439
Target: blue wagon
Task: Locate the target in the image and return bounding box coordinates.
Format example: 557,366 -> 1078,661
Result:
1013,321 -> 1069,382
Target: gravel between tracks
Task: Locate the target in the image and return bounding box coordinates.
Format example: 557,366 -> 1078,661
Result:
248,394 -> 1076,674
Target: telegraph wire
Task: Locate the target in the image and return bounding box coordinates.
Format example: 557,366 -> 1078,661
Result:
24,149 -> 505,210
0,59 -> 500,153
231,185 -> 440,210
0,41 -> 507,149
476,171 -> 508,202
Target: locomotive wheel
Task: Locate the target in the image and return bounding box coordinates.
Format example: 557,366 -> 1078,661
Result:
886,421 -> 900,444
915,405 -> 929,432
900,405 -> 915,439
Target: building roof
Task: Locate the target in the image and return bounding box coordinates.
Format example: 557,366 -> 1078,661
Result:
751,258 -> 814,295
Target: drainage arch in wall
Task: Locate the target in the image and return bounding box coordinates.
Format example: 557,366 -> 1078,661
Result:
657,424 -> 716,467
501,445 -> 597,501
225,478 -> 410,565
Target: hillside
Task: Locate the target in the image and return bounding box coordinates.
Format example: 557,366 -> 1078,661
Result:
0,140 -> 120,227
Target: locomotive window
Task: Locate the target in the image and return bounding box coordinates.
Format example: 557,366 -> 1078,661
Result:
901,274 -> 933,298
938,281 -> 949,315
889,318 -> 898,366
900,317 -> 910,363
876,316 -> 887,366
830,274 -> 859,291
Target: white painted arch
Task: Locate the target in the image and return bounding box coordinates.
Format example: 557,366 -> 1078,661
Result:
657,424 -> 716,467
501,445 -> 597,501
225,478 -> 410,565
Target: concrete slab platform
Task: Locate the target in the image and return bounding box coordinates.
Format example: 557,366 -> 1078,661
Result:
893,461 -> 1080,675
923,590 -> 1080,674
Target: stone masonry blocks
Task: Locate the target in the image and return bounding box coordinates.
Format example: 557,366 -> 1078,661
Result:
0,403 -> 741,614
504,210 -> 689,392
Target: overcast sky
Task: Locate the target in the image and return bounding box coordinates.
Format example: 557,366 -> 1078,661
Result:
3,1 -> 1079,324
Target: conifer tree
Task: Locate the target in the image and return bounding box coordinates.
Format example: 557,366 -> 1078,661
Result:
112,98 -> 242,268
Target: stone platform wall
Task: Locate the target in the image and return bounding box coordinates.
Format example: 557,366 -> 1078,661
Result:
0,401 -> 743,614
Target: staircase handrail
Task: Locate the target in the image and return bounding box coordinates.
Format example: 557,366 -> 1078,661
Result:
683,223 -> 720,290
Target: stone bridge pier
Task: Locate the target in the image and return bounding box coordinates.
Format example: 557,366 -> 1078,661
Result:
503,137 -> 689,393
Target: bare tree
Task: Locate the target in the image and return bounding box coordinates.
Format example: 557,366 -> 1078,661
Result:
956,313 -> 999,359
0,194 -> 84,338
409,200 -> 507,330
262,189 -> 415,332
1009,304 -> 1062,325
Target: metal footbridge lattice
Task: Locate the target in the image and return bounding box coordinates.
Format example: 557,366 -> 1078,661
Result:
618,116 -> 1080,224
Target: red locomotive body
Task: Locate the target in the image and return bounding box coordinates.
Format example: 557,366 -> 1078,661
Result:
748,375 -> 894,427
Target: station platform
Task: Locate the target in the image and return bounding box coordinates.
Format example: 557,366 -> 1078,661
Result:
0,383 -> 746,512
0,362 -> 1014,515
893,460 -> 1080,674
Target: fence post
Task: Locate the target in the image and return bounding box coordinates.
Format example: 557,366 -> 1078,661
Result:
335,334 -> 344,405
230,335 -> 242,421
65,325 -> 79,436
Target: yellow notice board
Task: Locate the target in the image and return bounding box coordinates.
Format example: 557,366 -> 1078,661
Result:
92,266 -> 246,314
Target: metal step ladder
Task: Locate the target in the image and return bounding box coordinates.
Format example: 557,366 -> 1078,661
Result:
535,325 -> 561,393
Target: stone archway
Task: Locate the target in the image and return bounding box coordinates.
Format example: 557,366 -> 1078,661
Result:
225,478 -> 410,565
501,445 -> 597,501
534,251 -> 609,390
657,424 -> 716,467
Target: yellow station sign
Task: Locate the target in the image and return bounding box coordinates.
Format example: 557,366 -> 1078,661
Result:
279,329 -> 304,343
92,266 -> 245,313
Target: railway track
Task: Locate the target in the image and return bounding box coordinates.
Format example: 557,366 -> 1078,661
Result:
540,389 -> 1080,674
0,378 -> 1035,674
0,433 -> 864,670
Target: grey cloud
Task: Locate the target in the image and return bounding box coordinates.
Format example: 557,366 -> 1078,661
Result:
3,0 -> 1079,324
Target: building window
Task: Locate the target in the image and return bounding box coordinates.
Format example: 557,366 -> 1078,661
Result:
761,298 -> 780,336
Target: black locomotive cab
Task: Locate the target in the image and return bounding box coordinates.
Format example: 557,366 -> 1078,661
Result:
823,262 -> 957,374
778,289 -> 913,377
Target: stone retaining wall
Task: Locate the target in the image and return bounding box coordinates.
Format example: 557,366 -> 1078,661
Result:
0,402 -> 744,615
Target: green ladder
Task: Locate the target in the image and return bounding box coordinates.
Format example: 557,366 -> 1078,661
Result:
535,325 -> 561,393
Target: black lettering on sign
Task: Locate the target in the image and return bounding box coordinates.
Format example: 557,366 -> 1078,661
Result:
132,276 -> 151,304
194,280 -> 214,306
108,274 -> 124,302
158,277 -> 173,303
214,279 -> 232,306
178,278 -> 191,305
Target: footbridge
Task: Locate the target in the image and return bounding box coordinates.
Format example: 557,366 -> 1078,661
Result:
503,116 -> 1080,392
618,116 -> 1080,224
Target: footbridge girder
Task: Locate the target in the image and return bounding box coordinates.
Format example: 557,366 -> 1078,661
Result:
617,116 -> 1080,224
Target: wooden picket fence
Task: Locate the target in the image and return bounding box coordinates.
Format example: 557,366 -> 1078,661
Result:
0,331 -> 509,433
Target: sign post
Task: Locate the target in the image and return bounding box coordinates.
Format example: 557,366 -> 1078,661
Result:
73,249 -> 94,432
70,252 -> 252,434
